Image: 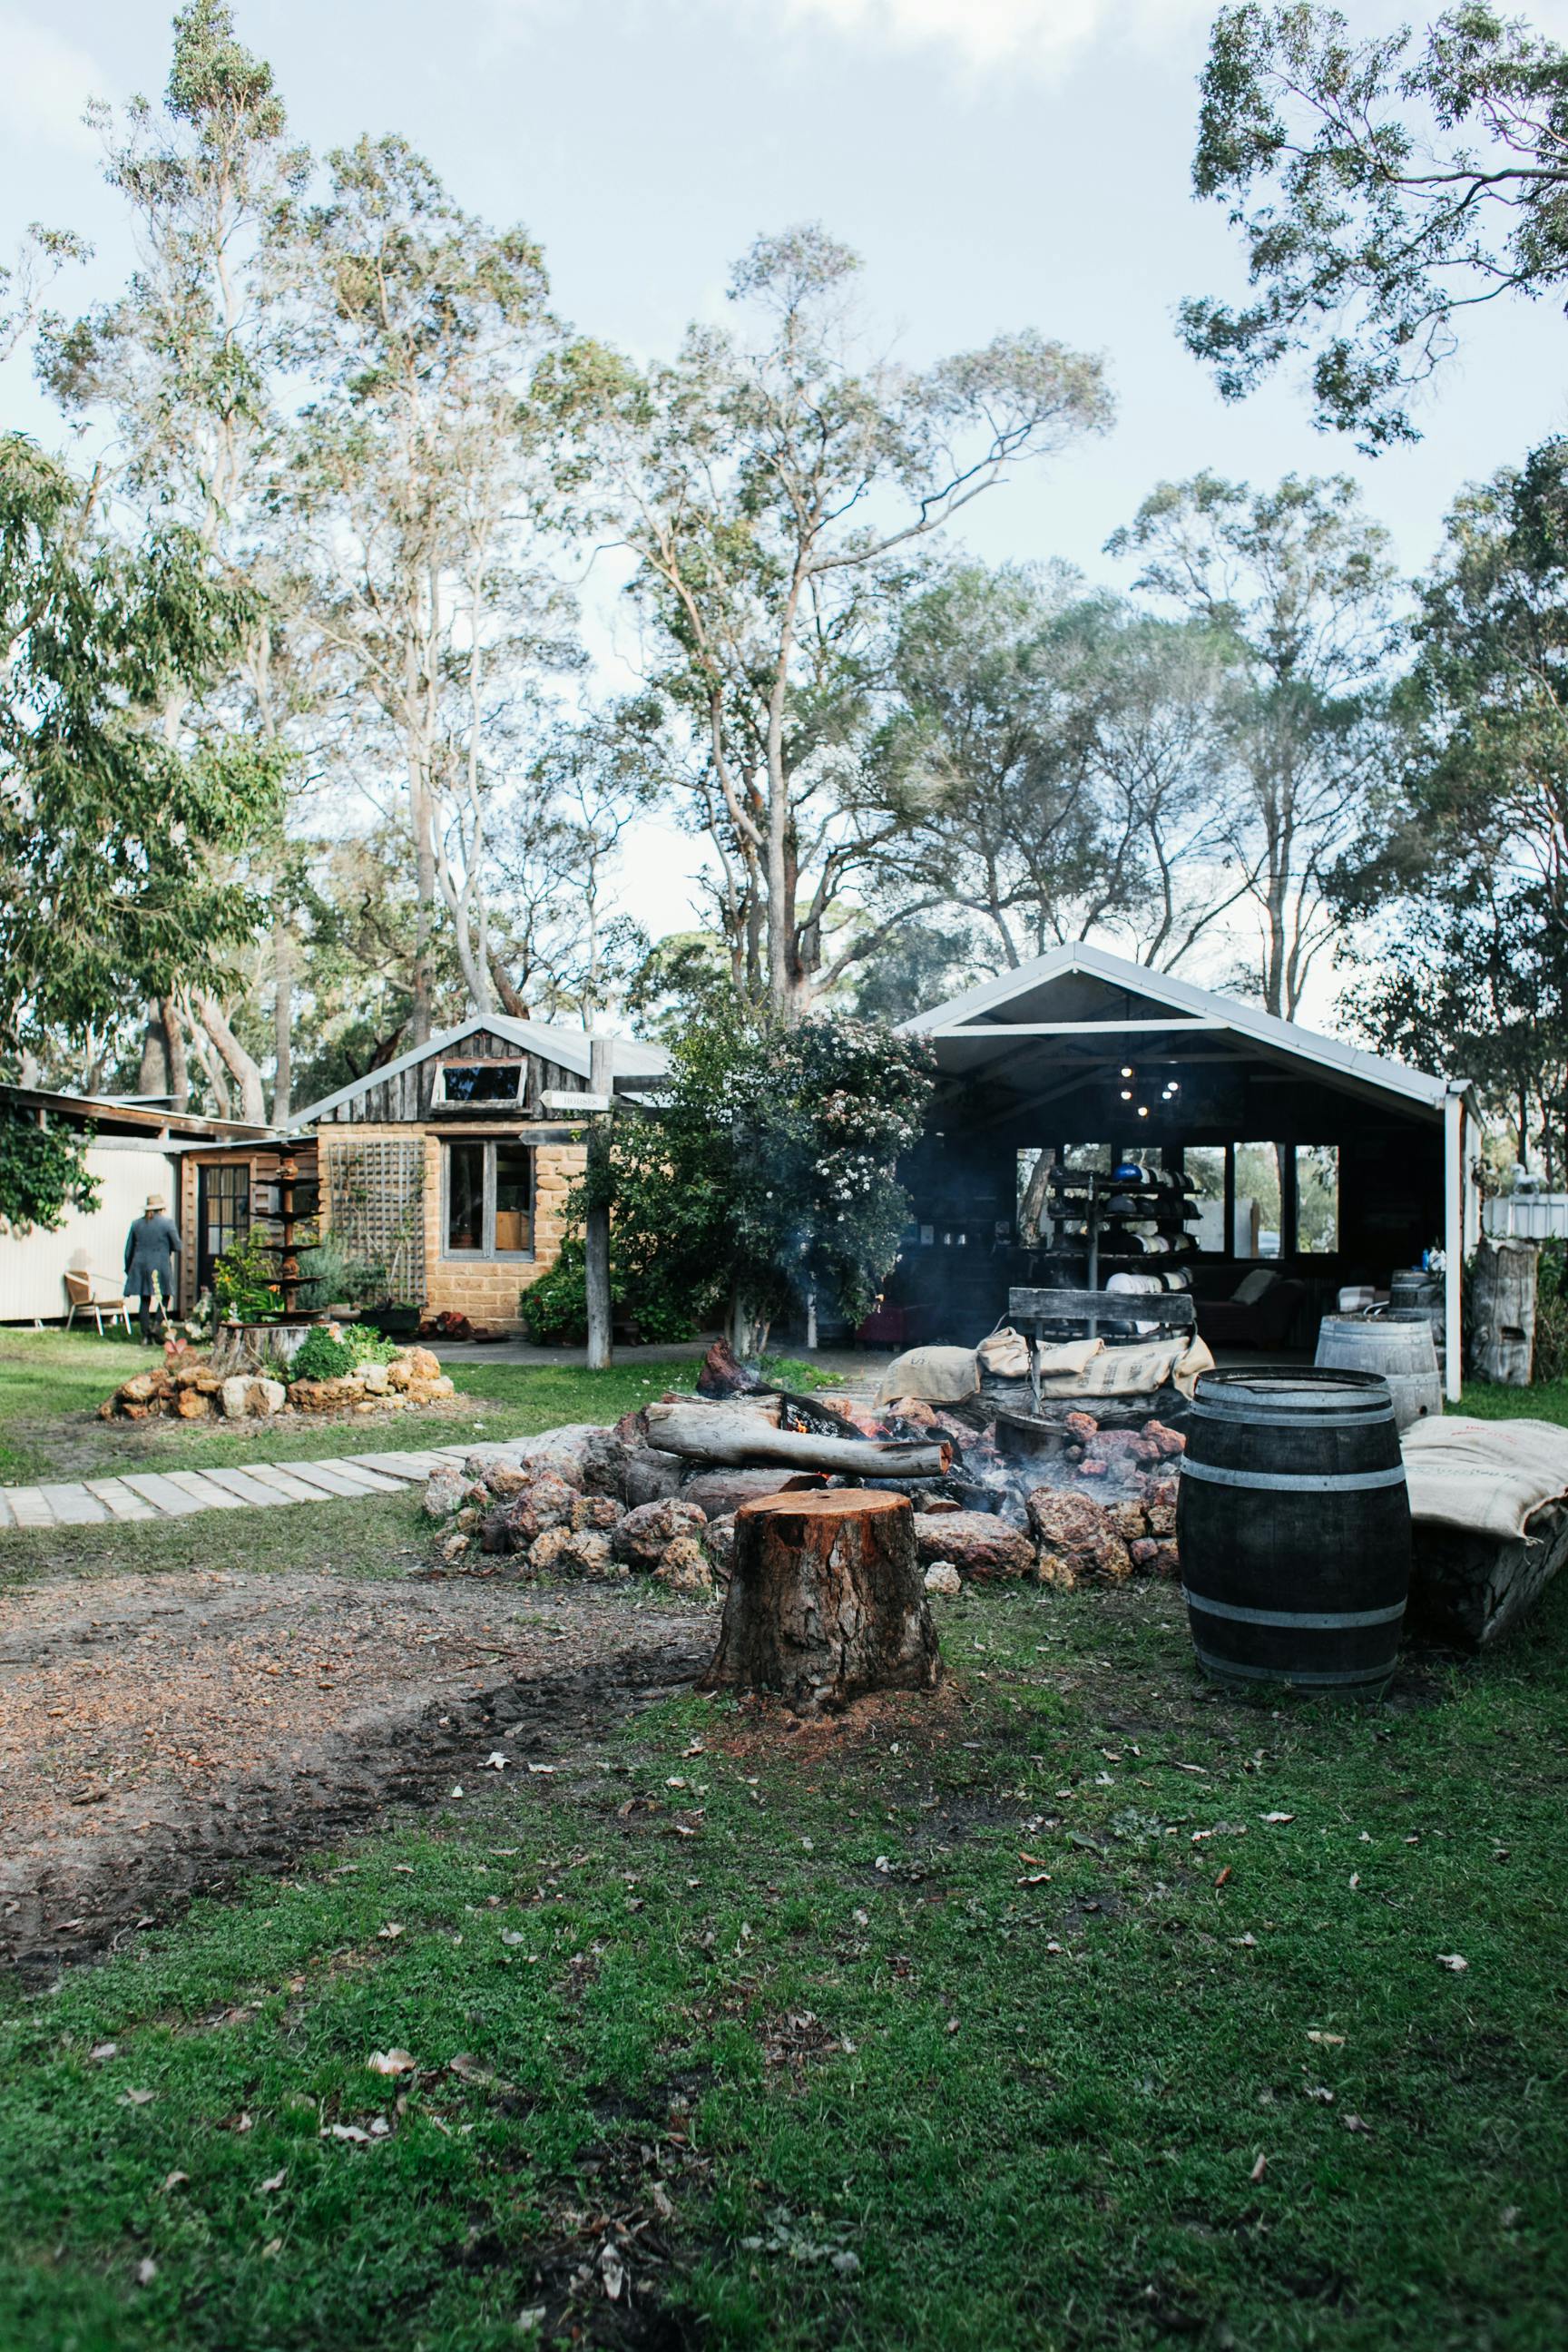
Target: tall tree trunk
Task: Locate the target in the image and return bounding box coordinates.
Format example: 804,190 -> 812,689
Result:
162,997 -> 189,1112
138,1006 -> 170,1098
411,762 -> 436,1046
192,995 -> 268,1124
489,956 -> 530,1019
272,920 -> 293,1126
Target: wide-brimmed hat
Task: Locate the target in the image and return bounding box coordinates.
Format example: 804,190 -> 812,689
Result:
145,1194 -> 167,1211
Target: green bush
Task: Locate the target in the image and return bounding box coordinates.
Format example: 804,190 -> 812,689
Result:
212,1228 -> 279,1320
295,1241 -> 389,1311
518,1239 -> 694,1348
1534,1240 -> 1568,1383
286,1322 -> 400,1384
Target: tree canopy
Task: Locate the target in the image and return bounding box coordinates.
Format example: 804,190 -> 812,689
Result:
1183,4 -> 1568,448
0,433 -> 282,1059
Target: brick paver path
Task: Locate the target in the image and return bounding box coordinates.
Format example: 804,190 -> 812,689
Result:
0,1446 -> 473,1530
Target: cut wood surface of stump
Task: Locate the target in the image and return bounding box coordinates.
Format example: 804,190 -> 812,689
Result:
699,1489 -> 941,1713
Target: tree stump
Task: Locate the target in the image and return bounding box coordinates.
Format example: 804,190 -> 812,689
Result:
699,1489 -> 941,1712
1469,1238 -> 1537,1386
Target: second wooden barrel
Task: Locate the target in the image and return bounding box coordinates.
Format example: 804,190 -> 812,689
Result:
1315,1310 -> 1441,1430
1178,1368 -> 1410,1696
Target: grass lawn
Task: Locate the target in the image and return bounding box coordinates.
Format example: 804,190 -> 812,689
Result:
2,1563 -> 1565,2348
0,1328 -> 702,1487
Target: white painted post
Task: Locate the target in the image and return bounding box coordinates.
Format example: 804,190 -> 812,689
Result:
585,1034 -> 614,1372
1444,1091 -> 1464,1403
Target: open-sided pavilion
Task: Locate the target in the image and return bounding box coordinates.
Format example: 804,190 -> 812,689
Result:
893,944 -> 1480,1398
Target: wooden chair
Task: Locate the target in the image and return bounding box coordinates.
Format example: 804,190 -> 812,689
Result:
64,1269 -> 134,1337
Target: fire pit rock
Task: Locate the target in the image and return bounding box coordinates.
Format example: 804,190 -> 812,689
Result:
911,1510 -> 1033,1580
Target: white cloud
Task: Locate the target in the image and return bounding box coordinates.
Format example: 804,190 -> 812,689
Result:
0,9 -> 103,157
484,0 -> 1210,82
768,0 -> 1209,77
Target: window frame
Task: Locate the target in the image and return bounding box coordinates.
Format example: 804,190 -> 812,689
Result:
435,1059 -> 526,1109
441,1139 -> 535,1261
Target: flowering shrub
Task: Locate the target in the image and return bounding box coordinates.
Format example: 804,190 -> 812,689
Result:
589,1003 -> 934,1353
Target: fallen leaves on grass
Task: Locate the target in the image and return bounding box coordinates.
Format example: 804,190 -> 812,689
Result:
1307,2031 -> 1346,2046
367,2049 -> 416,2076
1259,1812 -> 1295,1825
259,2169 -> 287,2193
1250,2153 -> 1268,2182
1437,1953 -> 1469,1973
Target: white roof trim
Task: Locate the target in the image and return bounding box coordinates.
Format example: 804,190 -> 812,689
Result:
291,1014 -> 669,1127
901,942 -> 1474,1116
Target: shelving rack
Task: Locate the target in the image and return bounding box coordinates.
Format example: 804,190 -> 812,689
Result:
1040,1162 -> 1200,1292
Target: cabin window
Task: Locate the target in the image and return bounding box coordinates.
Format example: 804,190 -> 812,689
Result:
437,1061 -> 524,1105
444,1141 -> 534,1259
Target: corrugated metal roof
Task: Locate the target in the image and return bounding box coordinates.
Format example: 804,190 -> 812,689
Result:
900,942 -> 1475,1117
289,1015 -> 670,1127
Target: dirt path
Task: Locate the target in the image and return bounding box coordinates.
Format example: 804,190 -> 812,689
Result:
0,1570 -> 712,1984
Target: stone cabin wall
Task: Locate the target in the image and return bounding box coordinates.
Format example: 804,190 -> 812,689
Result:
318,1122 -> 585,1330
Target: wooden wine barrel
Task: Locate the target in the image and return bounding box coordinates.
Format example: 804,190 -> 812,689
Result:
1314,1311 -> 1441,1431
1178,1368 -> 1410,1696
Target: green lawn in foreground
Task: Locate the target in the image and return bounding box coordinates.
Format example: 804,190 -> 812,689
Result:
2,1564 -> 1564,2352
0,1328 -> 702,1485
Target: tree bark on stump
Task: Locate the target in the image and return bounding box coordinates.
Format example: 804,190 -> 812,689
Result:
1469,1237 -> 1537,1386
699,1490 -> 941,1711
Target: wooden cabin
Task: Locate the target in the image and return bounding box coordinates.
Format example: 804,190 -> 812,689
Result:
289,1017 -> 669,1330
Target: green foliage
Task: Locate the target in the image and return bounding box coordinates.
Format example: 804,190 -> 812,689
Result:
1339,438 -> 1568,1159
285,1322 -> 398,1383
295,1240 -> 387,1311
1183,5 -> 1568,449
0,434 -> 284,1055
517,1237 -> 695,1348
1534,1240 -> 1568,1386
211,1227 -> 279,1320
600,1002 -> 934,1347
1109,471 -> 1395,1018
0,1105 -> 100,1235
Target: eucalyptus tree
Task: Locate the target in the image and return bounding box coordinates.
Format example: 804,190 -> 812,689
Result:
0,435 -> 280,1068
1340,436 -> 1568,1164
1107,472 -> 1396,1019
1183,4 -> 1568,450
559,224 -> 1112,1017
272,136 -> 577,1042
866,563 -> 1240,975
39,0 -> 309,1112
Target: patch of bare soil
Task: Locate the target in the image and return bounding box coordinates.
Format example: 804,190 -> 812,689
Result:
0,1571 -> 712,1984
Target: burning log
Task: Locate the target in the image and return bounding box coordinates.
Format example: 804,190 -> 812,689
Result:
699,1490 -> 940,1710
642,1403 -> 949,1482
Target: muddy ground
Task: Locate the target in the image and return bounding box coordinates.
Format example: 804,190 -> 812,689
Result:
0,1571 -> 712,1984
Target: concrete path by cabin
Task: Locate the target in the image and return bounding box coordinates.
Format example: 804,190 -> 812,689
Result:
0,1446 -> 477,1531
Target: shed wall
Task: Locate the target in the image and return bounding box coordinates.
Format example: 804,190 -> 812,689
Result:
0,1144 -> 181,1322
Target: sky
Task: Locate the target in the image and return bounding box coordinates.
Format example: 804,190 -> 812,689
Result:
4,0 -> 1567,965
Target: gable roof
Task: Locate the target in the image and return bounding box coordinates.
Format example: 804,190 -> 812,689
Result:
901,942 -> 1473,1118
289,1014 -> 670,1129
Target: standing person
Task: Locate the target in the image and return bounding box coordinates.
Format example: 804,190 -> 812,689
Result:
124,1194 -> 181,1343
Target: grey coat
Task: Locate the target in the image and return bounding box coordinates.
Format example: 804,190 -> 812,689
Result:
124,1212 -> 181,1300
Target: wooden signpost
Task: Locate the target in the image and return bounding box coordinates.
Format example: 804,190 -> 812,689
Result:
541,1033 -> 616,1369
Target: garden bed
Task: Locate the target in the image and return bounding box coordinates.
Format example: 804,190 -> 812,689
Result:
99,1343 -> 456,1425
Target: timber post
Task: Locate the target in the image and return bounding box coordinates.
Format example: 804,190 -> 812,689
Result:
585,1033 -> 614,1372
